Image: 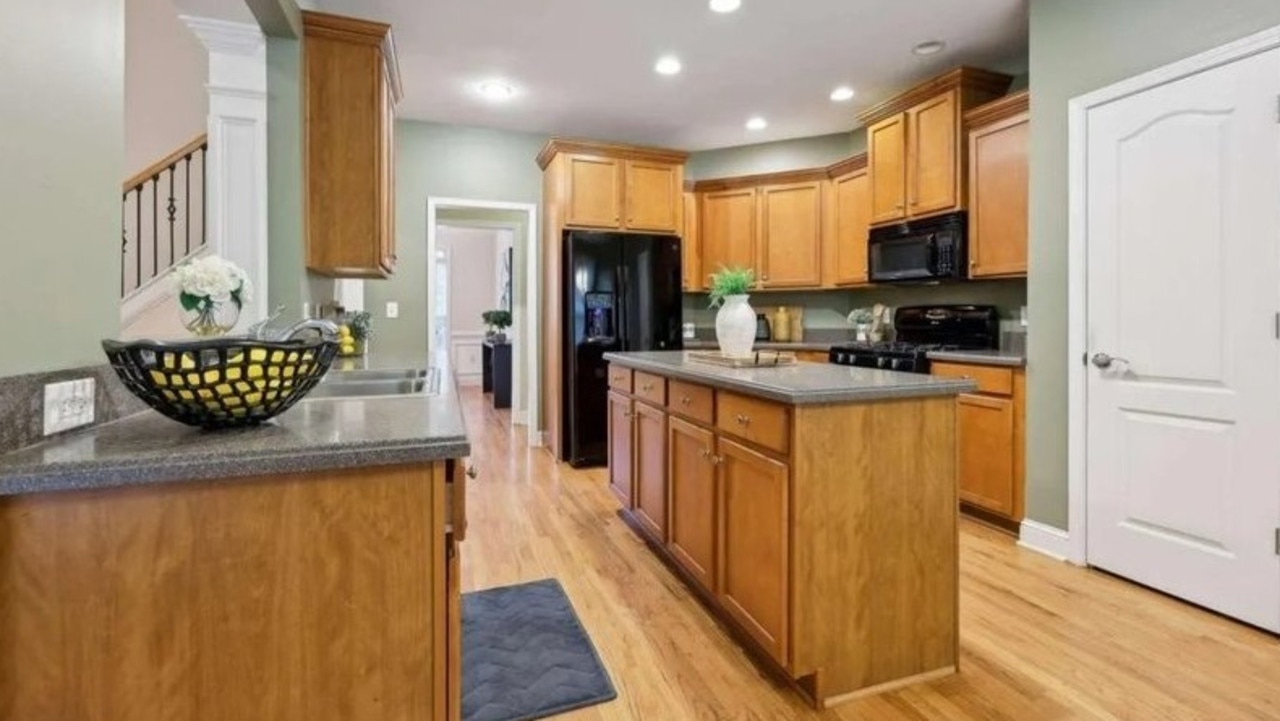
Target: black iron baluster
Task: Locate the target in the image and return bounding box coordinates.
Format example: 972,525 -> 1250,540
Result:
167,167 -> 176,269
121,192 -> 128,296
185,153 -> 192,257
135,186 -> 142,294
152,176 -> 159,281
200,146 -> 206,250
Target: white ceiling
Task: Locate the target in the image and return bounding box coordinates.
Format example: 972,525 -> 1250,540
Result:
313,0 -> 1028,151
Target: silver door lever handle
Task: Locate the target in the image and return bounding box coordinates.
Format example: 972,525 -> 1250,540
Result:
1091,352 -> 1130,370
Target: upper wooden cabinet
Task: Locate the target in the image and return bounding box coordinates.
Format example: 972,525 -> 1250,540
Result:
858,67 -> 1012,226
303,11 -> 402,278
564,155 -> 624,228
538,139 -> 687,233
626,160 -> 682,232
758,181 -> 823,288
966,91 -> 1029,278
825,156 -> 871,287
681,191 -> 701,291
700,188 -> 758,279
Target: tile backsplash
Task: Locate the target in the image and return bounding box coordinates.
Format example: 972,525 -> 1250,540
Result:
0,365 -> 145,455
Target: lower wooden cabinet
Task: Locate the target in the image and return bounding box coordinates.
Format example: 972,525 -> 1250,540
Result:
633,401 -> 668,540
956,393 -> 1016,516
446,533 -> 462,721
668,417 -> 717,590
607,391 -> 635,507
717,437 -> 790,668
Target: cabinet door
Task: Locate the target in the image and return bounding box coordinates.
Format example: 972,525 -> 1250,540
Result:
565,155 -> 623,229
668,418 -> 716,591
625,160 -> 681,233
634,402 -> 668,541
907,90 -> 960,217
701,189 -> 757,282
969,113 -> 1029,277
682,192 -> 701,291
446,534 -> 461,721
868,114 -> 908,224
758,182 -> 822,288
831,169 -> 871,286
717,437 -> 789,667
956,392 -> 1016,516
607,391 -> 635,507
379,70 -> 396,274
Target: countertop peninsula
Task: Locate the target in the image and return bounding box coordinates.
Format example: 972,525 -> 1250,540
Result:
603,350 -> 976,404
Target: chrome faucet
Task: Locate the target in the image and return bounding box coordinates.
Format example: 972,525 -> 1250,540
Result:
276,318 -> 341,342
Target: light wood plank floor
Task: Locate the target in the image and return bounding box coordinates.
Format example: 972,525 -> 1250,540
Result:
457,387 -> 1280,720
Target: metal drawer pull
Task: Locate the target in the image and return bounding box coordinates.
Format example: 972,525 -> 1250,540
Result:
642,383 -> 654,391
680,396 -> 692,406
735,414 -> 751,426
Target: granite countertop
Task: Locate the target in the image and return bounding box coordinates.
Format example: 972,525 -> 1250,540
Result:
604,351 -> 976,405
925,349 -> 1026,367
0,360 -> 470,497
683,340 -> 838,352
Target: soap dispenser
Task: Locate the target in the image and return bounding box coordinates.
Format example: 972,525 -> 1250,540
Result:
771,306 -> 791,344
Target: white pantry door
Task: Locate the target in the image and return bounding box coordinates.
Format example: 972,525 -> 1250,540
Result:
1085,47 -> 1280,632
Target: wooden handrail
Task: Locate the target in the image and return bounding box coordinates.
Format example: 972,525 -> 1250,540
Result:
122,133 -> 208,193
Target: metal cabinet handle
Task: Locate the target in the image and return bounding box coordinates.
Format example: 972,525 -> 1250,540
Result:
711,455 -> 725,466
642,383 -> 654,392
680,396 -> 692,406
735,414 -> 751,426
465,466 -> 478,480
1091,352 -> 1130,370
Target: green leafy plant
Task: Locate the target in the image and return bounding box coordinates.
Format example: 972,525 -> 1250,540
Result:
347,311 -> 373,341
482,309 -> 513,332
707,266 -> 756,308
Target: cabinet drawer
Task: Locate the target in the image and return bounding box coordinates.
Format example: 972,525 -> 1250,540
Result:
667,380 -> 715,425
608,366 -> 633,393
931,361 -> 1013,396
634,371 -> 666,405
716,392 -> 790,455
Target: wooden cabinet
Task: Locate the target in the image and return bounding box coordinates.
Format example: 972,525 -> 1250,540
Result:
827,161 -> 871,286
701,188 -> 758,277
682,191 -> 701,291
931,360 -> 1025,525
607,391 -> 635,507
858,68 -> 1012,227
758,182 -> 822,288
718,437 -> 790,668
626,160 -> 681,233
967,91 -> 1029,278
303,11 -> 401,278
565,155 -> 623,228
668,418 -> 717,590
634,401 -> 668,541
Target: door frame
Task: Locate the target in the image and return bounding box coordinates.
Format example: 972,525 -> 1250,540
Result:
427,197 -> 541,446
1066,23 -> 1280,565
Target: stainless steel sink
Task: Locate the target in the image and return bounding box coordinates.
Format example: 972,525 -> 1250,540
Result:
305,368 -> 437,400
324,368 -> 430,382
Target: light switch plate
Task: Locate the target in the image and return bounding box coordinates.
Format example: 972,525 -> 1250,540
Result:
386,301 -> 399,319
43,378 -> 96,436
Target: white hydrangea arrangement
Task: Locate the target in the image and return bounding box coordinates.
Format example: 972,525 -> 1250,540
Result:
176,255 -> 252,312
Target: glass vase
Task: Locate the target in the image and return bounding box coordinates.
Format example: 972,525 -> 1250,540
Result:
181,299 -> 241,337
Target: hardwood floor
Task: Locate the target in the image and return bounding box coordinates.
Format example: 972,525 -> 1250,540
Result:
457,388 -> 1280,720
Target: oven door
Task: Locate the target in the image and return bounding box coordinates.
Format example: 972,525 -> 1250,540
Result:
869,232 -> 939,282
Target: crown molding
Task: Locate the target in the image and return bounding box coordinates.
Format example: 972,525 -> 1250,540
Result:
825,153 -> 868,178
181,16 -> 265,56
301,10 -> 401,102
964,90 -> 1030,128
856,66 -> 1013,127
536,138 -> 689,170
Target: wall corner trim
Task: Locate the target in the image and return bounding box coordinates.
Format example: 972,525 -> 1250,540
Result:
1017,520 -> 1078,564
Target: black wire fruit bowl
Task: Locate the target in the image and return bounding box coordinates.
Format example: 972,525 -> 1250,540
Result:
102,335 -> 340,429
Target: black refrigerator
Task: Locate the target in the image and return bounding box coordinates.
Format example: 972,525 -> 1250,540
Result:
563,230 -> 683,467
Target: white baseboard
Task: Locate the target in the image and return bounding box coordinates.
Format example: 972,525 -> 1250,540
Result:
1017,520 -> 1074,563
455,374 -> 482,387
513,409 -> 529,426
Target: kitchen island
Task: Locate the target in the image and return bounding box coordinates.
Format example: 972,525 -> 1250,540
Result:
602,350 -> 975,708
0,368 -> 470,721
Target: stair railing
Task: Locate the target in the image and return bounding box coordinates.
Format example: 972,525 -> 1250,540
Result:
121,134 -> 208,297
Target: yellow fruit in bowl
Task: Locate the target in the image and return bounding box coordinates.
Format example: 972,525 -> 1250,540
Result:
340,343 -> 356,356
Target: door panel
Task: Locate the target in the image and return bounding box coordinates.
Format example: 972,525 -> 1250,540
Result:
758,182 -> 822,288
908,90 -> 959,216
626,161 -> 680,233
566,156 -> 623,228
832,170 -> 871,286
969,114 -> 1028,277
669,418 -> 716,591
718,437 -> 789,666
701,189 -> 757,280
956,393 -> 1015,516
607,391 -> 634,507
634,402 -> 668,541
1085,47 -> 1280,632
868,115 -> 907,224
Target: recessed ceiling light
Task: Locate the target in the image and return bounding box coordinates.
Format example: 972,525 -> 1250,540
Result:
912,40 -> 946,56
830,86 -> 856,102
655,55 -> 682,76
746,116 -> 768,131
709,0 -> 742,13
474,79 -> 517,101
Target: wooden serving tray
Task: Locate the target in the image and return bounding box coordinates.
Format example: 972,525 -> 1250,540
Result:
686,350 -> 797,368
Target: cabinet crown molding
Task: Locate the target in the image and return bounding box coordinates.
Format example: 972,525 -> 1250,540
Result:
302,10 -> 402,102
964,90 -> 1030,128
692,166 -> 830,193
856,67 -> 1014,127
825,153 -> 868,179
536,138 -> 689,170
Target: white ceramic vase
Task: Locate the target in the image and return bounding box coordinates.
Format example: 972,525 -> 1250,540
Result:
715,295 -> 756,358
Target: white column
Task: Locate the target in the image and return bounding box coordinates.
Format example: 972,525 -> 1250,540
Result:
181,16 -> 269,327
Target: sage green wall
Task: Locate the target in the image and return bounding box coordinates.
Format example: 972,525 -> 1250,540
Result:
687,131 -> 865,180
266,37 -> 306,317
0,0 -> 123,377
366,121 -> 547,359
1027,0 -> 1280,529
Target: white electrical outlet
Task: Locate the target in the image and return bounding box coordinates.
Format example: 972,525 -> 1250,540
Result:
43,378 -> 96,436
386,301 -> 400,319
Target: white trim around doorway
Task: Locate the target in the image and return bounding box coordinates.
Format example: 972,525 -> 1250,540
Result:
426,197 -> 541,447
1065,23 -> 1280,567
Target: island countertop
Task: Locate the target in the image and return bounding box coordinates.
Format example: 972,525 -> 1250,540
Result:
0,370 -> 470,497
604,350 -> 976,405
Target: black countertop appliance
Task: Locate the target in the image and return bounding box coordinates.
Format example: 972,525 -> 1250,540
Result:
828,305 -> 999,374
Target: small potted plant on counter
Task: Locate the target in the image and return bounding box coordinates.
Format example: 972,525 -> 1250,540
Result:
337,311 -> 372,356
482,309 -> 513,342
708,266 -> 757,358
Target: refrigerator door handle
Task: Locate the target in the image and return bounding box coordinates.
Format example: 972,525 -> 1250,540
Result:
616,265 -> 627,352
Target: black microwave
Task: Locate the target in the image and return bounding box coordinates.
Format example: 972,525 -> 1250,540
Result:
868,211 -> 967,283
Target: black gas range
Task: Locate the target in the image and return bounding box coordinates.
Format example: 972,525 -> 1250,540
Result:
828,305 -> 999,374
